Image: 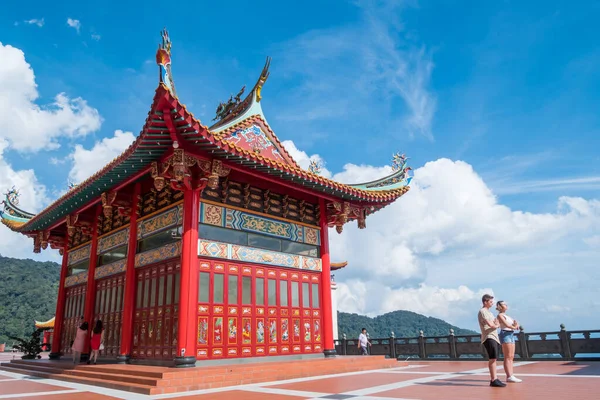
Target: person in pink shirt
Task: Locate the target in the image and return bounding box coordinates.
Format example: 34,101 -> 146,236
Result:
71,321 -> 88,365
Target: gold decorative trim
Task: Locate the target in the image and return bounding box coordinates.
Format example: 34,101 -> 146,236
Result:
136,200 -> 183,223
97,224 -> 129,241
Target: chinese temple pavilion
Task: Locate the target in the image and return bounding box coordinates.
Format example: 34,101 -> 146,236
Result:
1,30 -> 412,367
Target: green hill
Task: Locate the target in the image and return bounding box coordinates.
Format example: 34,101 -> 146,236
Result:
0,255 -> 59,346
337,310 -> 477,339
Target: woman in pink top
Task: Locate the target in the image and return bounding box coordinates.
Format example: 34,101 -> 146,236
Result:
71,321 -> 88,365
496,301 -> 522,383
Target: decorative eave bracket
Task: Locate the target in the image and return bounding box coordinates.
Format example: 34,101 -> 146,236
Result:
327,202 -> 366,233
151,149 -> 231,193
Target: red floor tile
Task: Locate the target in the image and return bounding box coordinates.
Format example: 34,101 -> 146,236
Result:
173,390 -> 304,399
372,374 -> 599,400
0,380 -> 74,395
511,361 -> 600,375
3,393 -> 118,400
406,361 -> 489,372
272,372 -> 426,394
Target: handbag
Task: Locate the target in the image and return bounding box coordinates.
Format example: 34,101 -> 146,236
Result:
99,343 -> 104,351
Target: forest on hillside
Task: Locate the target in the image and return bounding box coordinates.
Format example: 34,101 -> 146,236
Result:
0,255 -> 59,346
338,310 -> 477,339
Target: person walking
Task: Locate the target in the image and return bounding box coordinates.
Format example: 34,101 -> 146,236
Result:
478,294 -> 505,387
71,321 -> 88,365
358,328 -> 371,355
88,320 -> 104,365
496,301 -> 522,383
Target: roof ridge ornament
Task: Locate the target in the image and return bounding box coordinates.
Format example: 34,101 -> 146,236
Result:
156,28 -> 177,96
211,57 -> 272,125
1,186 -> 36,227
391,152 -> 409,172
5,186 -> 20,206
255,56 -> 271,103
308,159 -> 322,175
214,85 -> 246,121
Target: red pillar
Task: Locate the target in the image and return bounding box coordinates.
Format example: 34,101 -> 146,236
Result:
319,198 -> 336,357
175,186 -> 200,367
118,183 -> 141,363
83,205 -> 102,354
49,244 -> 69,359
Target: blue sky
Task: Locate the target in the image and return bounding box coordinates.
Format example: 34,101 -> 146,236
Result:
1,0 -> 599,333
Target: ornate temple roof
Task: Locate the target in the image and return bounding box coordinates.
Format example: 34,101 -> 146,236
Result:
1,30 -> 412,236
34,317 -> 55,329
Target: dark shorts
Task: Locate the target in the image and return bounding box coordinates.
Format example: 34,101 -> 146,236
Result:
483,338 -> 499,359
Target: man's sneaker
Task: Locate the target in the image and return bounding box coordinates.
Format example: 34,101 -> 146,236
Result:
507,376 -> 523,383
490,379 -> 507,387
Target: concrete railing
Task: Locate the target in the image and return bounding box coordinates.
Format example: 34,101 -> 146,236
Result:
334,325 -> 600,361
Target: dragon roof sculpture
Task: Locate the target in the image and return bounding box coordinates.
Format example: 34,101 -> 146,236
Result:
0,187 -> 36,229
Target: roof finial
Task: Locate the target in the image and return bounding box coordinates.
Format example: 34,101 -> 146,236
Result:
156,28 -> 177,96
308,159 -> 322,175
391,152 -> 409,172
213,85 -> 246,121
5,186 -> 20,206
255,56 -> 271,103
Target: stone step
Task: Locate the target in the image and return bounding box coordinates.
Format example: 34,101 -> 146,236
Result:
1,361 -> 162,386
8,359 -> 168,379
0,365 -> 156,395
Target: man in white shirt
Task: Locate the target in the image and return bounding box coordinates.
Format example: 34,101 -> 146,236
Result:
358,328 -> 370,355
478,294 -> 505,388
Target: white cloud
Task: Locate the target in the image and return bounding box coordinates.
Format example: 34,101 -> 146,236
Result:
49,157 -> 67,165
68,130 -> 136,183
281,140 -> 332,178
67,18 -> 81,34
0,139 -> 50,259
0,42 -> 102,152
91,34 -> 101,41
584,235 -> 600,248
543,305 -> 572,313
285,141 -> 600,331
24,18 -> 44,27
337,280 -> 493,325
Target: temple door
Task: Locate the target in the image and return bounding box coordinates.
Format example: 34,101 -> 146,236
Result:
93,274 -> 125,357
132,260 -> 180,360
61,284 -> 87,354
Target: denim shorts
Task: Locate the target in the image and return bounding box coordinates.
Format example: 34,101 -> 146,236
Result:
499,330 -> 515,344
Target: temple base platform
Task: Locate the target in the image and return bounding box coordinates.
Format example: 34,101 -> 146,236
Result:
0,355 -> 404,395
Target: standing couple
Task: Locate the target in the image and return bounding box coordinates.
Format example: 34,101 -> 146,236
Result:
478,294 -> 522,387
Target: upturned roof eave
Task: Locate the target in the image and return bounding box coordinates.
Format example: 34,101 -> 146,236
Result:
12,85 -> 176,233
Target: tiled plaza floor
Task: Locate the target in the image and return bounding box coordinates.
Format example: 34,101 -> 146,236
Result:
0,360 -> 598,399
